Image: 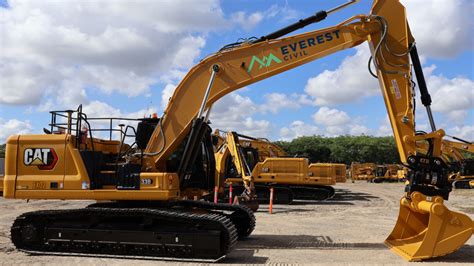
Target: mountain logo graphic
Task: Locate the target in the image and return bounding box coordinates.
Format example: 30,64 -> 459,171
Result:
247,53 -> 282,73
24,148 -> 58,170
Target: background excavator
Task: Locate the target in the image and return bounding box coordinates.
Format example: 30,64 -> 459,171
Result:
2,0 -> 472,262
214,130 -> 336,204
442,138 -> 474,189
441,138 -> 473,189
416,137 -> 474,189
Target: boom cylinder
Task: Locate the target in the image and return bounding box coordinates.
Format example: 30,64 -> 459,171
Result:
252,0 -> 359,43
410,44 -> 436,131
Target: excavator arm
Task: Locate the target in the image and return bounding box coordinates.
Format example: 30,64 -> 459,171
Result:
145,10 -> 371,170
139,0 -> 471,260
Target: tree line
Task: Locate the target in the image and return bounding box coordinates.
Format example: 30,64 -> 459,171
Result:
275,135 -> 400,165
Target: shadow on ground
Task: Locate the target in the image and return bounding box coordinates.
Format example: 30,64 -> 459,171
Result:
223,249 -> 269,264
236,234 -> 387,250
230,235 -> 474,263
258,188 -> 379,207
425,245 -> 474,263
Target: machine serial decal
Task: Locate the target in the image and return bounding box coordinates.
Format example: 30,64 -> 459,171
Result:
24,148 -> 58,170
247,53 -> 282,73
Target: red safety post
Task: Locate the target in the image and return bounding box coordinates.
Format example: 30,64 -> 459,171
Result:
229,183 -> 233,204
269,187 -> 274,214
214,186 -> 218,204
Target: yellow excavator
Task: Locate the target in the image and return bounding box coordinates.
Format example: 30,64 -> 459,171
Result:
350,162 -> 376,181
442,138 -> 474,189
2,0 -> 472,261
214,130 -> 336,204
416,137 -> 474,189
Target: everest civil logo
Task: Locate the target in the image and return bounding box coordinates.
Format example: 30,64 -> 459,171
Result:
24,148 -> 58,170
247,53 -> 282,73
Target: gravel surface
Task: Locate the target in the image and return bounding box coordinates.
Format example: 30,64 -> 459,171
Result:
1,181 -> 472,265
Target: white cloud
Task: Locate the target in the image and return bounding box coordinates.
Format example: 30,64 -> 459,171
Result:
259,93 -> 313,114
161,84 -> 177,109
0,118 -> 33,143
313,107 -> 350,127
279,120 -> 320,141
401,0 -> 473,58
0,0 -> 226,107
264,4 -> 300,22
231,11 -> 264,31
80,100 -> 157,140
376,116 -> 393,137
280,107 -> 371,140
209,93 -> 271,137
230,3 -> 300,32
304,46 -> 378,106
350,124 -> 370,136
422,66 -> 474,125
447,125 -> 474,141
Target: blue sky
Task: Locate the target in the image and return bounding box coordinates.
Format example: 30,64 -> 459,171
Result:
0,0 -> 473,142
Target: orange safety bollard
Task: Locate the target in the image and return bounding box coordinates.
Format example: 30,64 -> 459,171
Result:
214,186 -> 218,204
269,187 -> 274,214
229,183 -> 233,204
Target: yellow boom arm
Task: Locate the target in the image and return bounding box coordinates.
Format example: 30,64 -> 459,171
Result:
144,1 -> 420,171
141,0 -> 471,260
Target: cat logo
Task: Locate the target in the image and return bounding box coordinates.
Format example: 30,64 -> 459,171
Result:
24,148 -> 58,170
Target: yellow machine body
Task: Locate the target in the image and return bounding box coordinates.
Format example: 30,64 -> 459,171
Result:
350,163 -> 376,181
3,134 -> 181,201
397,167 -> 408,181
383,164 -> 402,180
333,163 -> 347,183
215,131 -> 336,187
250,158 -> 336,186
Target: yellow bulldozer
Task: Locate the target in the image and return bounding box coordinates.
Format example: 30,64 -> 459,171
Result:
214,130 -> 336,204
1,0 -> 472,262
372,164 -> 404,183
350,162 -> 376,181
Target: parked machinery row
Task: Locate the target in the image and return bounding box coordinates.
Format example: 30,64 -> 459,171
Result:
214,130 -> 340,204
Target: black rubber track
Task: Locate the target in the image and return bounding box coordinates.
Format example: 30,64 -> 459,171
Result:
11,207 -> 237,261
453,179 -> 473,189
176,200 -> 256,239
87,200 -> 256,240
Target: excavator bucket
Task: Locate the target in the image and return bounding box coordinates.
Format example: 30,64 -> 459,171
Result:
385,192 -> 473,261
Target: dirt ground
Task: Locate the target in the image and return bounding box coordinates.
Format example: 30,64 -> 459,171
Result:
0,182 -> 472,265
